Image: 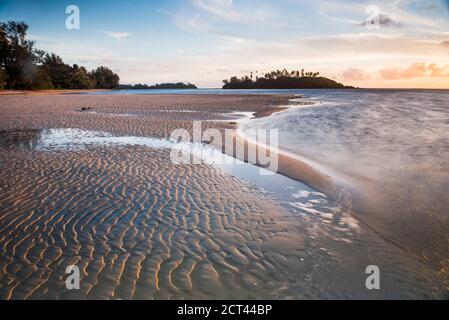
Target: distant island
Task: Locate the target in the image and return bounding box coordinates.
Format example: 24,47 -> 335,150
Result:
222,69 -> 353,89
118,82 -> 197,90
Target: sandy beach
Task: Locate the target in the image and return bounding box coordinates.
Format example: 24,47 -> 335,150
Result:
2,0 -> 449,305
0,93 -> 290,135
0,92 -> 447,299
0,93 -> 309,299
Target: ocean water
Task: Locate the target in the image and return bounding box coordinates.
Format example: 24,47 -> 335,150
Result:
242,89 -> 449,270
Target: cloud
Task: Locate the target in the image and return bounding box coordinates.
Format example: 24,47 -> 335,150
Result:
379,62 -> 427,79
100,31 -> 131,40
358,14 -> 402,28
342,68 -> 370,81
317,0 -> 437,30
441,40 -> 449,48
379,62 -> 449,79
192,0 -> 240,20
427,63 -> 449,77
294,32 -> 445,59
377,14 -> 402,28
28,34 -> 55,42
170,9 -> 253,44
317,9 -> 360,25
190,0 -> 277,25
176,14 -> 210,33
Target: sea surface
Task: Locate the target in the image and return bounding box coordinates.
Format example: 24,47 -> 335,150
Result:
240,89 -> 449,272
87,88 -> 318,95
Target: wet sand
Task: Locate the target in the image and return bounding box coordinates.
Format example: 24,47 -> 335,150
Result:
0,93 -> 307,299
0,89 -> 112,96
0,143 -> 309,299
0,93 -> 447,299
0,93 -> 289,136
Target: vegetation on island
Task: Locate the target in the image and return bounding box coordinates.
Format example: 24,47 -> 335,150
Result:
223,69 -> 352,89
118,82 -> 197,90
0,21 -> 119,90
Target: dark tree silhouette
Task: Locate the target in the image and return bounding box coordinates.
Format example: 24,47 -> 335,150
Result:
90,66 -> 120,89
0,68 -> 6,89
42,53 -> 73,89
0,21 -> 45,89
70,64 -> 94,89
222,68 -> 350,89
0,20 -> 120,90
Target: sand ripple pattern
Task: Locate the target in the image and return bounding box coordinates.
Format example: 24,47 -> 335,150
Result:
0,144 -> 312,299
0,94 -> 446,299
0,94 -> 290,138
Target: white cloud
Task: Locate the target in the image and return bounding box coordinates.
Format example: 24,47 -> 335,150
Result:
100,31 -> 132,40
379,62 -> 449,79
342,68 -> 371,81
191,0 -> 278,25
192,0 -> 239,20
175,14 -> 210,33
28,34 -> 55,42
171,9 -> 254,45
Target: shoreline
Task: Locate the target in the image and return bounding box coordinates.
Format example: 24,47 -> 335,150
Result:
225,96 -> 349,204
1,91 -> 446,263
0,90 -> 350,207
233,95 -> 449,276
227,98 -> 417,254
230,98 -> 410,236
0,91 -> 398,213
0,92 -> 447,299
0,89 -> 113,96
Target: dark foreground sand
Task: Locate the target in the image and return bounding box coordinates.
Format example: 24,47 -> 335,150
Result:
0,93 -> 447,299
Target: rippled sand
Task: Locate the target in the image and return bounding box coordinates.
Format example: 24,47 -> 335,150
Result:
0,93 -> 447,299
0,94 -> 306,299
1,142 -> 311,299
0,94 -> 289,137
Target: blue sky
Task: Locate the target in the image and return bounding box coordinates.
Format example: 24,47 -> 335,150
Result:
1,0 -> 449,88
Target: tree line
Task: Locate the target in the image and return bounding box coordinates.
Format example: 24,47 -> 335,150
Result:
222,68 -> 348,89
118,82 -> 197,90
0,21 -> 120,90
